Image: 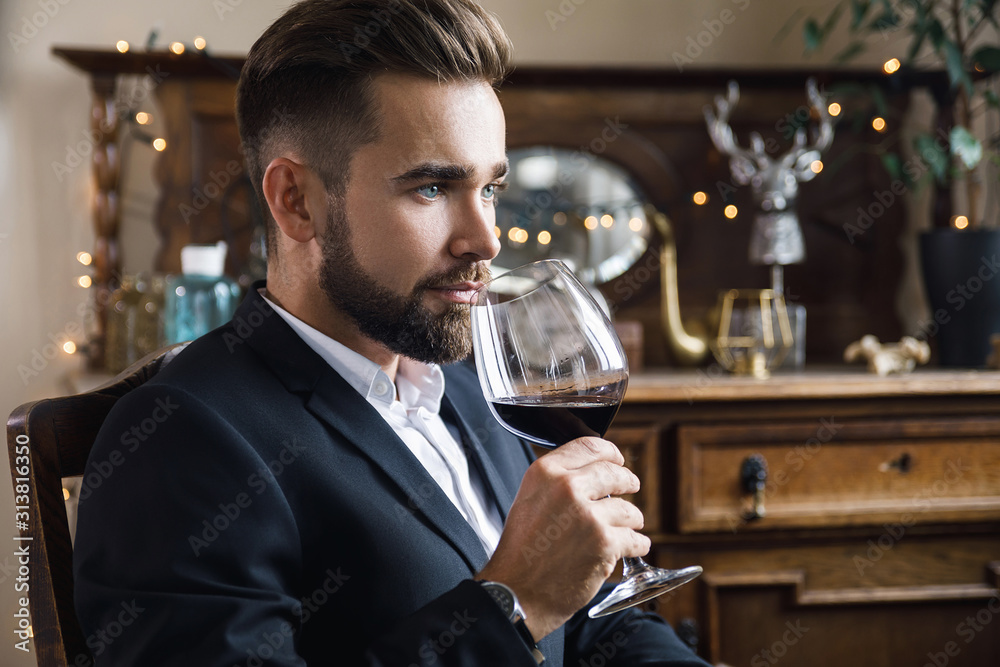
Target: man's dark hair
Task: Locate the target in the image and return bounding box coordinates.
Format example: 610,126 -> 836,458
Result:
236,0 -> 513,258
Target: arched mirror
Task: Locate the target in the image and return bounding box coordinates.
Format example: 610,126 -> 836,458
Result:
494,147 -> 652,286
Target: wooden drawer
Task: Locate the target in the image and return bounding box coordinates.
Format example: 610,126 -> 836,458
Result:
677,417 -> 1000,533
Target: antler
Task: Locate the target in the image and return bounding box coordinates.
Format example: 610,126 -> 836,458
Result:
704,80 -> 769,185
784,77 -> 834,181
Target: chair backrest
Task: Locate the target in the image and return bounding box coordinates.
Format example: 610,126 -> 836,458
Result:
6,344 -> 187,666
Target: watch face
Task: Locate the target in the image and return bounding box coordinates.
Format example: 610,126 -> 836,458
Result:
485,583 -> 515,618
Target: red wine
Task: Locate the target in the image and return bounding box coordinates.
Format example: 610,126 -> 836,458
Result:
489,396 -> 622,449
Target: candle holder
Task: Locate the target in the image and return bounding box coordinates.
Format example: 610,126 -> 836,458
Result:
711,289 -> 793,379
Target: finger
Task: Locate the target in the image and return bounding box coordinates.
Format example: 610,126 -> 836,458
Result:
613,525 -> 652,560
545,437 -> 624,470
570,460 -> 639,500
591,497 -> 645,531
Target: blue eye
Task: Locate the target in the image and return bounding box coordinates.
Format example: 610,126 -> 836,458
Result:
416,184 -> 440,199
482,184 -> 496,199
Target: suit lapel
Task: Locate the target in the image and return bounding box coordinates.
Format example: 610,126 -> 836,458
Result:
304,377 -> 491,572
237,285 -> 490,573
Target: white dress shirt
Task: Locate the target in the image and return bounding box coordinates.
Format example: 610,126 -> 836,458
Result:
262,292 -> 503,556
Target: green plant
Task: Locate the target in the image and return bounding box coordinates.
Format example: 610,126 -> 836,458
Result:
800,0 -> 1000,228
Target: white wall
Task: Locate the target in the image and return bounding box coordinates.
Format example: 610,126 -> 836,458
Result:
0,1 -> 907,663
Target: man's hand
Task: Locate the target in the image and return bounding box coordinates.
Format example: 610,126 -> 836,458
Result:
475,437 -> 650,641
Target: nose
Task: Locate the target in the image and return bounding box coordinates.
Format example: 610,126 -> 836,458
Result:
449,197 -> 501,262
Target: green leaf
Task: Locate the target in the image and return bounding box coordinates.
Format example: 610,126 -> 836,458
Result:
914,132 -> 950,184
972,46 -> 1000,73
850,0 -> 872,29
906,25 -> 927,61
927,18 -> 945,49
880,152 -> 903,181
950,125 -> 983,169
803,18 -> 823,51
834,40 -> 866,62
821,2 -> 846,36
943,40 -> 975,97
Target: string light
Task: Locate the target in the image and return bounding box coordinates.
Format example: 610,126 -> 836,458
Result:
553,212 -> 567,225
692,191 -> 708,205
952,215 -> 969,229
810,160 -> 824,174
883,58 -> 901,75
724,205 -> 738,219
600,214 -> 614,229
194,36 -> 207,51
116,40 -> 130,53
828,102 -> 842,116
135,112 -> 152,125
538,230 -> 552,245
584,216 -> 598,230
628,217 -> 643,232
62,487 -> 71,500
494,226 -> 501,238
76,251 -> 92,265
169,41 -> 186,55
77,276 -> 92,288
62,341 -> 76,355
872,117 -> 887,132
152,138 -> 167,151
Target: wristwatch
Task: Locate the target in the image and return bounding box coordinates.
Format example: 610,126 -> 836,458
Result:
480,581 -> 545,664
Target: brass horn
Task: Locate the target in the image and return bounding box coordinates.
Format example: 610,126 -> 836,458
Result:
648,207 -> 710,366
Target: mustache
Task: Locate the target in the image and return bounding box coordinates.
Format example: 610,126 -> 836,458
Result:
419,263 -> 492,290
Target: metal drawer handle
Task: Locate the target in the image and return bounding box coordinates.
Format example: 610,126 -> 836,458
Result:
740,453 -> 768,520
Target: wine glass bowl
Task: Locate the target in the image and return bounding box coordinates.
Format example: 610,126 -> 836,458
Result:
472,259 -> 627,448
471,259 -> 702,618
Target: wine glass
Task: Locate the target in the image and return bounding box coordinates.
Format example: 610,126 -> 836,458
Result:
471,259 -> 702,618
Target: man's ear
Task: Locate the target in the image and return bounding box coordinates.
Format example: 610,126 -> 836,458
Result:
261,157 -> 324,244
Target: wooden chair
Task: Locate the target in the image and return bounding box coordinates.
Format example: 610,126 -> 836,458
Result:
6,344 -> 188,666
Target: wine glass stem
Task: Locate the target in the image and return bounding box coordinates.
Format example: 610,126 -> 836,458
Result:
621,556 -> 650,579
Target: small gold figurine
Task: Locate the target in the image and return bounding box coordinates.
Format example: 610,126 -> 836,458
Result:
844,335 -> 930,377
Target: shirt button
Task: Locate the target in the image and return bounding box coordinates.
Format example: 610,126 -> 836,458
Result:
374,381 -> 389,396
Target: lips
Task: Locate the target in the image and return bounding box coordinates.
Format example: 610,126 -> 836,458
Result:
427,281 -> 484,304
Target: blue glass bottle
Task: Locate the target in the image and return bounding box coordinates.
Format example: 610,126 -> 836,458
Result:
164,242 -> 242,344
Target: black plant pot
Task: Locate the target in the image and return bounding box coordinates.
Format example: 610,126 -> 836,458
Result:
919,228 -> 1000,367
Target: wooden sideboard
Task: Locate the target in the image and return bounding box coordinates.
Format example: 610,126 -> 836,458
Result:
611,368 -> 1000,666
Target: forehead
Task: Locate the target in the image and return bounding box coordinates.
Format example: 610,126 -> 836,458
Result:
363,73 -> 506,169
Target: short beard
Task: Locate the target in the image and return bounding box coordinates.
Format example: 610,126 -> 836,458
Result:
318,203 -> 490,365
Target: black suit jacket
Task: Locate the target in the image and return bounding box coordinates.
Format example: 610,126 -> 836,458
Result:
74,286 -> 709,666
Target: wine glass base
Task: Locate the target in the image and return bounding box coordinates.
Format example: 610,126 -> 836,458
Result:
588,565 -> 703,618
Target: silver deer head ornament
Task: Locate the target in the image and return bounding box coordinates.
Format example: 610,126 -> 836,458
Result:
705,78 -> 834,266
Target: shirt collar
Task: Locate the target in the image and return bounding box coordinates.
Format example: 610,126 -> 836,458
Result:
260,289 -> 443,414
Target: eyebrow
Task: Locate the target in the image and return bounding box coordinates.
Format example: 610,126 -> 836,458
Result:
392,160 -> 509,183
